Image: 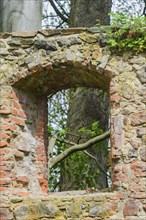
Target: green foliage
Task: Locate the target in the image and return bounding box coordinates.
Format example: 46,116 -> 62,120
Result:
48,90 -> 109,191
79,121 -> 103,137
105,13 -> 146,52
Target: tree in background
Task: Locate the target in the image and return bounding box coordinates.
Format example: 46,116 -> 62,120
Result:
43,0 -> 145,28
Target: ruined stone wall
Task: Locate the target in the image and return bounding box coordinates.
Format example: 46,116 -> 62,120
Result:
0,28 -> 146,219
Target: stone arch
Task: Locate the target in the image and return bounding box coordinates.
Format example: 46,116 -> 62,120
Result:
1,28 -> 117,196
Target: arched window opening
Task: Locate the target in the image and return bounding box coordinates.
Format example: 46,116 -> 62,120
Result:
47,88 -> 111,192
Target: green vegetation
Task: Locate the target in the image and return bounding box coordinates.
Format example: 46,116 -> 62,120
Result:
105,13 -> 146,52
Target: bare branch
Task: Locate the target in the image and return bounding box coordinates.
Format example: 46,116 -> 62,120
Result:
56,137 -> 76,146
49,130 -> 110,169
83,150 -> 110,178
55,0 -> 69,18
49,0 -> 68,23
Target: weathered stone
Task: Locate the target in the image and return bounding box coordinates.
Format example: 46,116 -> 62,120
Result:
12,32 -> 37,37
66,202 -> 82,218
21,39 -> 33,45
97,54 -> 110,74
123,199 -> 139,217
57,36 -> 82,47
142,135 -> 146,145
10,198 -> 23,203
14,205 -> 29,220
137,65 -> 146,83
136,128 -> 146,138
114,116 -> 123,135
0,208 -> 13,220
99,35 -> 107,47
130,139 -> 140,150
34,39 -> 57,51
45,204 -> 59,217
128,149 -> 138,158
89,206 -> 108,217
0,48 -> 9,55
87,27 -> 101,33
131,111 -> 146,126
7,39 -> 21,46
139,147 -> 146,162
0,40 -> 6,48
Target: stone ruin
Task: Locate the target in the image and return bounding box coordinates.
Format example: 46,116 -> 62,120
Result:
0,27 -> 146,219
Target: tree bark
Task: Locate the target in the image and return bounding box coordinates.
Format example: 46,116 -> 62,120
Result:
0,0 -> 42,32
69,0 -> 112,27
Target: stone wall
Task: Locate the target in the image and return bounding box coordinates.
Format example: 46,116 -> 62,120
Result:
0,27 -> 146,219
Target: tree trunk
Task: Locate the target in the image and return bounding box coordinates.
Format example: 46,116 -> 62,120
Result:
0,0 -> 42,32
69,0 -> 112,27
60,0 -> 112,191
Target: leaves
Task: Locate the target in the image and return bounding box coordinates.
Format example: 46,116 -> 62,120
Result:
105,13 -> 146,52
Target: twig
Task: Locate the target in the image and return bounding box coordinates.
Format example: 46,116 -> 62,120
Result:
49,0 -> 68,23
83,150 -> 110,178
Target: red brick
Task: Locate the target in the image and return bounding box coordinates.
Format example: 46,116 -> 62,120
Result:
0,124 -> 17,132
0,107 -> 11,114
122,166 -> 128,173
38,178 -> 48,193
0,208 -> 13,220
0,165 -> 13,171
0,141 -> 8,148
110,95 -> 122,102
116,193 -> 125,199
0,178 -> 11,185
0,156 -> 13,162
37,156 -> 47,161
38,178 -> 48,185
18,191 -> 29,197
134,170 -> 145,177
16,176 -> 30,184
11,108 -> 19,116
0,171 -> 10,178
11,117 -> 25,126
18,110 -> 26,118
0,133 -> 10,139
113,165 -> 120,173
0,187 -> 8,192
131,111 -> 146,126
0,148 -> 11,155
130,160 -> 146,171
14,150 -> 24,158
10,92 -> 17,99
123,199 -> 139,217
12,100 -> 22,109
115,173 -> 127,181
129,193 -> 146,199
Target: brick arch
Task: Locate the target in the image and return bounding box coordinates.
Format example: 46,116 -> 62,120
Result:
12,61 -> 111,95
0,28 -> 146,219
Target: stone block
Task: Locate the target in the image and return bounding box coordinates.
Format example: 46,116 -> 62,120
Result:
123,199 -> 140,217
